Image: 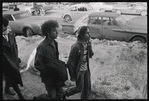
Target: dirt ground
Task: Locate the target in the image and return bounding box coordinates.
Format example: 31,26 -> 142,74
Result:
3,32 -> 147,99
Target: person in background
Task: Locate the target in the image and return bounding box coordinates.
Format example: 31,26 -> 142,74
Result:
2,16 -> 24,100
14,5 -> 20,11
65,26 -> 94,99
34,20 -> 68,99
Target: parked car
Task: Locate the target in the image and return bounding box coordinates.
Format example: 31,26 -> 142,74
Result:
61,4 -> 96,23
25,3 -> 53,16
62,12 -> 147,43
89,2 -> 114,12
3,3 -> 17,11
112,3 -> 147,16
3,11 -> 56,37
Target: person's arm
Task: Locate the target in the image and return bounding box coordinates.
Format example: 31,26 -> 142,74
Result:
88,41 -> 94,58
12,32 -> 18,56
10,30 -> 21,63
35,46 -> 67,75
3,51 -> 20,75
67,45 -> 78,81
34,46 -> 47,74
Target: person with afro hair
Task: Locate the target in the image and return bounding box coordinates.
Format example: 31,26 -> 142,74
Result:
34,20 -> 68,99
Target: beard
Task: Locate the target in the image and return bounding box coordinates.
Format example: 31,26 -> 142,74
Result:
48,33 -> 58,40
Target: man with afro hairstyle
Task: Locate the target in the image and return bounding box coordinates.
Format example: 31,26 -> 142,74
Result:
34,20 -> 68,99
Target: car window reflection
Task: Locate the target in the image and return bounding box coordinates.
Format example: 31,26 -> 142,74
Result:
78,7 -> 87,11
70,6 -> 77,11
89,16 -> 102,25
103,17 -> 117,25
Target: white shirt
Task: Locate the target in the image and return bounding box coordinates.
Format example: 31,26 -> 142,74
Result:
3,34 -> 9,42
3,26 -> 11,42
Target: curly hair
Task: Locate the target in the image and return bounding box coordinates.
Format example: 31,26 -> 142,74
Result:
41,20 -> 59,36
77,26 -> 90,41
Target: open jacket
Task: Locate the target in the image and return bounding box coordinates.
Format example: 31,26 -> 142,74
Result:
67,41 -> 94,81
2,31 -> 23,87
35,38 -> 68,87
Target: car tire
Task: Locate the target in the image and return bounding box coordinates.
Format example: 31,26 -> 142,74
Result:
131,36 -> 146,43
24,28 -> 34,37
64,15 -> 72,23
116,10 -> 121,14
140,11 -> 147,16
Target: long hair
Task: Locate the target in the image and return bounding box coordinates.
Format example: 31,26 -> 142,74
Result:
77,26 -> 90,41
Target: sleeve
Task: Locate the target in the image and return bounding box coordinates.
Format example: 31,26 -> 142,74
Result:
67,45 -> 78,81
11,31 -> 20,64
34,46 -> 47,74
88,41 -> 94,58
44,52 -> 66,73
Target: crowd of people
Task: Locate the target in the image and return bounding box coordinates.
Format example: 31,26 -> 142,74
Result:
2,16 -> 94,100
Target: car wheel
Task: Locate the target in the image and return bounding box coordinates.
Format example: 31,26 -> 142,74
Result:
116,10 -> 121,14
24,28 -> 34,37
64,15 -> 72,23
131,36 -> 146,43
140,11 -> 147,16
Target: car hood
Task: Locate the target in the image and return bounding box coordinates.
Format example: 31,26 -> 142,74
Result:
18,16 -> 56,25
125,16 -> 147,34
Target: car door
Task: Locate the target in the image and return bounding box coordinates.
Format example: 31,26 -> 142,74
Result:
87,16 -> 103,39
102,17 -> 125,41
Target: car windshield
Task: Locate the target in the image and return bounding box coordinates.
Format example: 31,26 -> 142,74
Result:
115,15 -> 127,26
87,5 -> 94,11
13,12 -> 32,20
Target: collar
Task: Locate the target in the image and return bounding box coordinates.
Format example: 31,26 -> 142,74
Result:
78,40 -> 87,45
3,27 -> 11,36
44,37 -> 57,46
77,40 -> 88,48
3,31 -> 9,36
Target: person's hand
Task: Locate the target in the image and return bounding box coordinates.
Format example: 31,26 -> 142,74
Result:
69,80 -> 76,86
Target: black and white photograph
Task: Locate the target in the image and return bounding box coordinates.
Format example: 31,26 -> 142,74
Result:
2,2 -> 147,100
